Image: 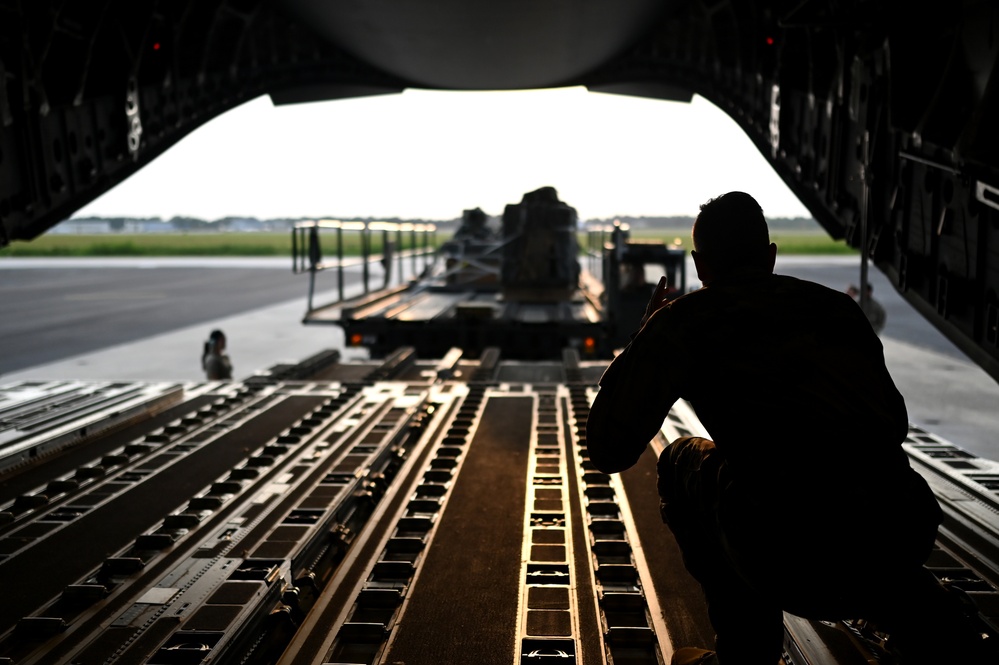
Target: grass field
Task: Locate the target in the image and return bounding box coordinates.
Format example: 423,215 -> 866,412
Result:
0,232 -> 419,257
0,229 -> 857,257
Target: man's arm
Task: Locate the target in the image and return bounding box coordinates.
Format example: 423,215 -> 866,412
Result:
586,292 -> 682,474
586,366 -> 648,473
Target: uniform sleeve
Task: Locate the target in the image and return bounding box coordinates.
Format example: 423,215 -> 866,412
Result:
585,310 -> 684,473
205,355 -> 231,380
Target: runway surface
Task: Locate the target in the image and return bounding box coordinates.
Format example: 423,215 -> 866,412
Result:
2,255 -> 997,460
0,258 -> 370,374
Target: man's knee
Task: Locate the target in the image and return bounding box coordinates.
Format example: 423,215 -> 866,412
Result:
664,436 -> 717,465
657,436 -> 722,525
658,436 -> 716,482
657,437 -> 719,500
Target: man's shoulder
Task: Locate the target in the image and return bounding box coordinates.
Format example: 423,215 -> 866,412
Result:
677,274 -> 858,318
658,273 -> 852,315
659,284 -> 712,315
771,273 -> 855,304
675,273 -> 839,299
771,272 -> 831,292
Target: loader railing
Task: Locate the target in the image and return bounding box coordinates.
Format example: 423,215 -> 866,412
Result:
292,219 -> 438,313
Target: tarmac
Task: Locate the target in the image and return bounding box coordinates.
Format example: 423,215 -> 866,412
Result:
2,256 -> 998,461
0,268 -> 367,384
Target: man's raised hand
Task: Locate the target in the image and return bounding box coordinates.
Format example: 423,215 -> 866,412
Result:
641,276 -> 670,328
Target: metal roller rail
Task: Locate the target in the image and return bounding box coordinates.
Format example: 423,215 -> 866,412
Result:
0,383 -> 271,562
567,382 -> 669,664
0,381 -> 187,474
0,384 -> 305,638
0,341 -> 469,663
512,385 -> 588,664
0,384 -> 259,536
0,350 -> 444,551
0,386 -> 327,661
293,379 -> 670,665
1,381 -> 439,664
904,428 -> 999,632
105,386 -> 430,665
290,382 -> 484,664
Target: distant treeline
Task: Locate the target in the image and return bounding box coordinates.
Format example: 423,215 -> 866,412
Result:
587,215 -> 821,231
57,214 -> 820,234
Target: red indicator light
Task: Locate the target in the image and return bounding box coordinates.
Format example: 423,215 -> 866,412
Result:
765,37 -> 774,46
153,42 -> 161,50
584,337 -> 596,350
350,333 -> 363,346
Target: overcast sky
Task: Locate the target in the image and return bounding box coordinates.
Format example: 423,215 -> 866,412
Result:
74,87 -> 812,222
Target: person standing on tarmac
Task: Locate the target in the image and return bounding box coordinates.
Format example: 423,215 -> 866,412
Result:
202,329 -> 233,380
585,192 -> 989,664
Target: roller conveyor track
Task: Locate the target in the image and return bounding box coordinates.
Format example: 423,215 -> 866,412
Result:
0,392 -> 218,507
0,389 -> 325,640
0,382 -> 186,475
0,349 -> 996,664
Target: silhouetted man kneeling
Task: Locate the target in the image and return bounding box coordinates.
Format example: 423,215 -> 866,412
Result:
586,192 -> 987,664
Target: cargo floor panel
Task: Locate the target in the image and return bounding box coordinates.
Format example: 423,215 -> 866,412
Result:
385,395 -> 532,665
0,394 -> 324,634
0,393 -> 225,505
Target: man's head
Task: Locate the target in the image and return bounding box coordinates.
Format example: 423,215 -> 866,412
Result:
691,191 -> 777,284
209,329 -> 226,352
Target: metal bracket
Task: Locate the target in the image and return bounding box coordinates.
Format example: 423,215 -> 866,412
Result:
975,180 -> 999,212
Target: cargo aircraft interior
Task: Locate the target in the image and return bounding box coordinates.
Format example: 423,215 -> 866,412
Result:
1,2 -> 998,664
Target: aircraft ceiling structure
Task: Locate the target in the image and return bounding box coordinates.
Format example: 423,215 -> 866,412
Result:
1,0 -> 998,381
